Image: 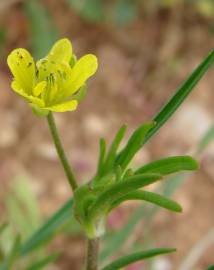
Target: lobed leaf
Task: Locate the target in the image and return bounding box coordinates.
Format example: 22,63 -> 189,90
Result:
111,190 -> 182,212
88,173 -> 162,220
101,248 -> 176,270
135,156 -> 199,176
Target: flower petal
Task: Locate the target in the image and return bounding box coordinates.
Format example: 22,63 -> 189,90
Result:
7,48 -> 35,95
11,81 -> 45,107
47,38 -> 72,63
33,81 -> 47,97
45,100 -> 78,112
62,54 -> 98,98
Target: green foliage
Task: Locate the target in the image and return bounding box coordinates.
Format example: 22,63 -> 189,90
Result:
2,43 -> 213,268
24,0 -> 58,58
26,254 -> 59,270
111,190 -> 182,212
135,156 -> 199,175
101,248 -> 176,270
21,199 -> 73,255
0,177 -> 57,269
115,122 -> 154,171
196,124 -> 214,153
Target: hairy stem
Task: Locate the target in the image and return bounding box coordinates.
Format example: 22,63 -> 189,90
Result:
47,112 -> 78,191
86,238 -> 99,270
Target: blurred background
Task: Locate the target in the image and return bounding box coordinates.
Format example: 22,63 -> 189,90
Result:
0,0 -> 214,269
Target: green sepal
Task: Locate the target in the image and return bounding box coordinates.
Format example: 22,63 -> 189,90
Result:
72,84 -> 87,102
31,104 -> 49,117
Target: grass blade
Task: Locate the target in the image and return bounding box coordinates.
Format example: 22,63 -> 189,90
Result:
135,156 -> 199,175
26,253 -> 59,270
101,248 -> 176,270
196,124 -> 214,153
21,199 -> 73,255
111,190 -> 182,212
144,49 -> 214,144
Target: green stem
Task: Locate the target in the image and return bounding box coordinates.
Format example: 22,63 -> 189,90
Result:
86,238 -> 99,270
47,112 -> 78,191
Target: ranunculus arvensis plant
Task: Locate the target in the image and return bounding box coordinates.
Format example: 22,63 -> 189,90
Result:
4,38 -> 214,270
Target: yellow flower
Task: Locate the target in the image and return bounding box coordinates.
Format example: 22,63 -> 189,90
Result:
7,38 -> 98,116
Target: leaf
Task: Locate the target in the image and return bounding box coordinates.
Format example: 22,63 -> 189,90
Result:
197,124 -> 214,153
26,253 -> 59,270
88,173 -> 162,220
144,49 -> 214,145
96,138 -> 106,176
0,235 -> 21,270
20,199 -> 73,255
103,125 -> 127,173
115,122 -> 155,171
135,156 -> 199,176
111,190 -> 182,212
101,248 -> 176,270
24,0 -> 58,58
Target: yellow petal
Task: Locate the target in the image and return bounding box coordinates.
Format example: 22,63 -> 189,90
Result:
7,48 -> 35,95
45,100 -> 78,112
62,54 -> 98,98
11,81 -> 44,107
33,81 -> 47,97
47,38 -> 72,63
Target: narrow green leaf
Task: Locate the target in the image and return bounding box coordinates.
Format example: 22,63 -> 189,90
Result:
0,235 -> 21,270
26,253 -> 59,270
115,122 -> 155,170
97,138 -> 106,176
101,248 -> 176,270
144,49 -> 214,144
111,190 -> 182,212
21,199 -> 73,255
89,173 -> 162,220
135,156 -> 199,176
197,124 -> 214,153
103,125 -> 126,173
